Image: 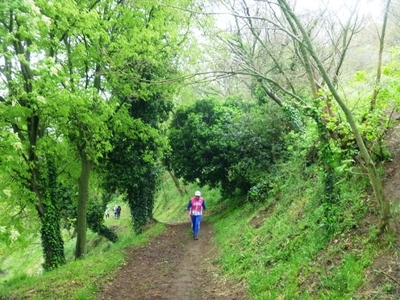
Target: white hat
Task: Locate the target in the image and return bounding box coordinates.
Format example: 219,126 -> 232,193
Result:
194,191 -> 201,196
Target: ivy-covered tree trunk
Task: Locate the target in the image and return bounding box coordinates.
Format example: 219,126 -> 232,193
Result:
126,166 -> 158,233
127,188 -> 148,234
38,204 -> 66,271
37,156 -> 66,271
87,202 -> 118,243
75,150 -> 93,258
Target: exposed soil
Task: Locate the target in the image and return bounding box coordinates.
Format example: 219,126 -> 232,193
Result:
97,221 -> 246,300
355,121 -> 400,299
382,122 -> 400,208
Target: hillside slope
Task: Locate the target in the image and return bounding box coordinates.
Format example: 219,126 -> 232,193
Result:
356,121 -> 400,299
99,121 -> 400,300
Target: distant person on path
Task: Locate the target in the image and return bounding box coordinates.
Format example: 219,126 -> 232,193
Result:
116,205 -> 121,218
186,190 -> 206,240
104,207 -> 110,219
113,205 -> 118,218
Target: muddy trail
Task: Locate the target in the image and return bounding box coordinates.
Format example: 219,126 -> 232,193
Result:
97,221 -> 247,300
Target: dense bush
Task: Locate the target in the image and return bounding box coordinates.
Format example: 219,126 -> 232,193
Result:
167,97 -> 295,197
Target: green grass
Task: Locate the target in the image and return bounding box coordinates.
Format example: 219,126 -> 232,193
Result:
0,162 -> 391,300
0,203 -> 165,300
207,160 -> 383,300
154,163 -> 374,300
0,175 -> 219,300
153,171 -> 221,222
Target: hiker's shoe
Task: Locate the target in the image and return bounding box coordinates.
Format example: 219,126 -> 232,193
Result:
194,235 -> 198,240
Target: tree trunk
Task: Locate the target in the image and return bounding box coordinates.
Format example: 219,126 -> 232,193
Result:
75,150 -> 93,258
36,156 -> 66,270
38,202 -> 66,270
280,7 -> 318,98
370,0 -> 392,111
168,170 -> 186,195
278,0 -> 391,230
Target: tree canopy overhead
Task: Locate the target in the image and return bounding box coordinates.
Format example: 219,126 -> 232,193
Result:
0,0 -> 399,276
0,0 -> 199,266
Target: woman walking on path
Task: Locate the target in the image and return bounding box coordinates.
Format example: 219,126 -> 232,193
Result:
186,191 -> 206,240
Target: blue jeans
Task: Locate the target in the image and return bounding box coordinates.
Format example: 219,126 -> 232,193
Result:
190,215 -> 202,236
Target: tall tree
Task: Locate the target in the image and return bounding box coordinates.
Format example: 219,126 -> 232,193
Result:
0,0 -> 67,270
97,0 -> 195,233
103,61 -> 177,233
201,0 -> 393,229
370,0 -> 392,111
0,0 -> 196,264
51,0 -> 194,256
275,0 -> 391,230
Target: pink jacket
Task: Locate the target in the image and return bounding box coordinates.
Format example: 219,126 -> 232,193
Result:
187,197 -> 206,216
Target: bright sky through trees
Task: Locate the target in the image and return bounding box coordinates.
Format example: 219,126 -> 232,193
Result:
294,0 -> 384,20
214,0 -> 384,29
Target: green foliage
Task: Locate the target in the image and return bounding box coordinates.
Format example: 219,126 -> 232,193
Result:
353,70 -> 367,82
37,156 -> 66,271
228,104 -> 295,193
0,0 -> 197,265
0,180 -> 39,254
210,156 -> 376,299
247,179 -> 273,203
87,203 -> 118,243
126,164 -> 160,234
102,122 -> 163,234
57,185 -> 76,234
103,61 -> 174,233
96,0 -> 187,233
282,105 -> 304,131
0,214 -> 166,299
167,97 -> 294,197
167,97 -> 240,191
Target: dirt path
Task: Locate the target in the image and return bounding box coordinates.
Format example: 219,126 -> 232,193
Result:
98,221 -> 246,300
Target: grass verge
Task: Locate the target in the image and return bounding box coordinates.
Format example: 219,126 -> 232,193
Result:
208,160 -> 385,299
0,204 -> 165,300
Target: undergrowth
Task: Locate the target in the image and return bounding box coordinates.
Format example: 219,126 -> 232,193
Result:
0,203 -> 165,300
0,159 -> 394,299
150,148 -> 388,299
209,156 -> 385,300
153,170 -> 221,222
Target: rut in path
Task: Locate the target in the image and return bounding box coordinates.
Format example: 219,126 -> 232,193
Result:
98,221 -> 246,300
